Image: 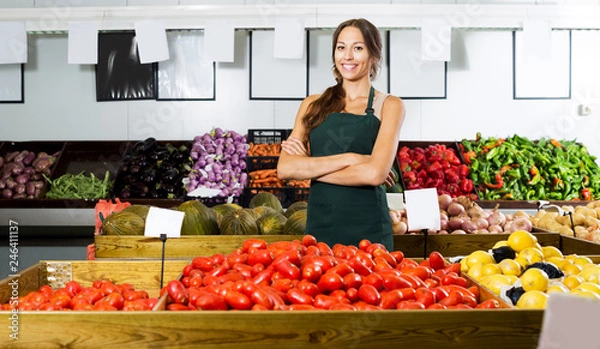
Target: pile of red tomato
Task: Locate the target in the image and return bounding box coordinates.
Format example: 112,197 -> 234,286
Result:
0,280 -> 158,311
163,236 -> 501,311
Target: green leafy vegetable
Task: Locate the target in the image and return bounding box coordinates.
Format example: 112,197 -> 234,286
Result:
44,171 -> 112,199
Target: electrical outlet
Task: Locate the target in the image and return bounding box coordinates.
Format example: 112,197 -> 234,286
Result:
578,104 -> 592,117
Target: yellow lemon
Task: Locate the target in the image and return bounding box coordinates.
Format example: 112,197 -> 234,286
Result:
520,268 -> 550,292
467,264 -> 485,281
546,257 -> 570,270
482,274 -> 513,295
519,247 -> 545,264
460,257 -> 469,273
516,290 -> 549,309
565,254 -> 579,262
467,251 -> 495,269
506,275 -> 519,284
514,256 -> 532,270
498,259 -> 522,277
546,283 -> 570,294
578,265 -> 600,283
507,230 -> 538,253
481,263 -> 503,277
493,240 -> 509,249
575,282 -> 600,296
562,263 -> 583,276
570,289 -> 600,300
542,246 -> 563,259
562,275 -> 585,290
573,256 -> 594,267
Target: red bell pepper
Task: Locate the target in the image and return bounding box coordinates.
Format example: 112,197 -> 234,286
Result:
581,188 -> 592,201
460,179 -> 474,193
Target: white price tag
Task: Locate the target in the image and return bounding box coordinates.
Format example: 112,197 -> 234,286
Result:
404,188 -> 440,231
144,207 -> 184,238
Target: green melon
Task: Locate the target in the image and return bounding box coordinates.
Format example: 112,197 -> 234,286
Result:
211,208 -> 224,227
102,211 -> 145,235
177,200 -> 220,235
212,203 -> 242,217
257,212 -> 287,235
121,204 -> 150,221
283,209 -> 307,235
242,208 -> 262,220
249,192 -> 283,214
220,209 -> 259,235
284,201 -> 308,218
253,205 -> 277,218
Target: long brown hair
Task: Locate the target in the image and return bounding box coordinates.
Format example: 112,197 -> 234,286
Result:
302,18 -> 382,142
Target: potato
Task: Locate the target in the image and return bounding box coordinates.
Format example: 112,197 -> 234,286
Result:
562,205 -> 575,213
575,226 -> 588,236
535,210 -> 547,219
530,217 -> 540,226
572,213 -> 587,226
555,215 -> 571,226
558,225 -> 574,236
584,216 -> 600,229
545,221 -> 565,233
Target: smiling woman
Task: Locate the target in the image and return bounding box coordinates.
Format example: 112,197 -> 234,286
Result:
277,18 -> 406,251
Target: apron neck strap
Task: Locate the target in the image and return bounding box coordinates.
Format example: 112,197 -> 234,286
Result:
365,86 -> 375,115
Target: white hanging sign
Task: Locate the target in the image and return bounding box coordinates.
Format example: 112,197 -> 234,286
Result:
204,20 -> 235,63
144,206 -> 184,238
404,188 -> 440,231
274,17 -> 305,60
135,20 -> 170,64
0,22 -> 27,64
68,21 -> 99,64
421,19 -> 451,62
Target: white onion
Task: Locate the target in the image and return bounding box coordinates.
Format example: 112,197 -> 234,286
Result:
447,203 -> 465,217
438,194 -> 453,211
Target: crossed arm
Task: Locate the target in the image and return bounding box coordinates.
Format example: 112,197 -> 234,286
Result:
277,94 -> 405,187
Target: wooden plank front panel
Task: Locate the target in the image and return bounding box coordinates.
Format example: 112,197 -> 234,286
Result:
1,310 -> 543,349
0,263 -> 42,304
94,235 -> 299,259
425,233 -> 560,257
559,236 -> 600,255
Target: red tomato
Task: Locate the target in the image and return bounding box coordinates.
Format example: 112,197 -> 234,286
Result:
397,300 -> 425,310
362,273 -> 384,291
346,287 -> 359,302
348,256 -> 372,276
468,286 -> 480,301
39,285 -> 54,299
328,263 -> 354,277
317,273 -> 345,293
390,251 -> 405,264
431,287 -> 449,302
373,259 -> 393,273
274,260 -> 301,280
419,259 -> 431,268
310,256 -> 335,272
358,284 -> 381,306
296,280 -> 320,298
424,278 -> 439,289
167,303 -> 191,311
227,252 -> 248,265
380,288 -> 414,309
301,263 -> 323,283
272,278 -> 295,293
476,299 -> 500,309
65,281 -> 83,297
304,245 -> 321,256
400,274 -> 428,289
329,289 -> 350,304
166,280 -> 188,305
397,258 -> 419,272
428,251 -> 446,271
70,294 -> 91,309
181,276 -> 191,288
288,304 -> 316,311
272,250 -> 302,267
232,263 -> 252,279
439,290 -> 464,307
381,274 -> 412,291
441,275 -> 468,288
427,303 -> 447,310
117,283 -> 135,294
372,249 -> 397,267
49,295 -> 71,309
404,266 -> 432,281
329,303 -> 357,311
316,242 -> 333,256
123,290 -> 144,302
250,263 -> 265,278
452,303 -> 473,310
462,294 -> 478,308
365,243 -> 388,255
224,290 -> 253,310
343,273 -> 363,290
72,303 -> 95,311
189,269 -> 204,279
192,257 -> 215,272
252,268 -> 275,286
97,293 -> 125,310
242,238 -> 268,253
415,288 -> 436,308
195,293 -> 228,310
302,234 -> 318,247
313,294 -> 338,309
287,288 -> 314,305
247,250 -> 274,267
205,264 -> 228,278
251,304 -> 269,311
444,263 -> 461,275
249,288 -> 274,309
358,239 -> 371,251
353,301 -> 382,311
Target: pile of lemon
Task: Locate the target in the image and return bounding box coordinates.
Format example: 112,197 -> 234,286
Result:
460,230 -> 600,309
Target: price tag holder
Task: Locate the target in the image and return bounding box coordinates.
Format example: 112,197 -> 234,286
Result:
403,188 -> 440,231
538,293 -> 600,349
144,207 -> 184,238
186,186 -> 221,198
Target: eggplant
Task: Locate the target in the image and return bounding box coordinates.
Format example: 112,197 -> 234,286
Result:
119,188 -> 131,199
13,193 -> 26,199
0,179 -> 5,189
15,184 -> 26,195
34,188 -> 42,199
162,168 -> 179,183
6,179 -> 17,190
142,170 -> 156,184
2,188 -> 12,199
23,166 -> 36,175
148,189 -> 160,198
32,181 -> 44,189
12,162 -> 24,176
0,156 -> 4,168
14,150 -> 29,164
22,152 -> 35,166
5,151 -> 19,163
26,182 -> 36,195
15,174 -> 30,184
33,156 -> 55,173
133,137 -> 157,153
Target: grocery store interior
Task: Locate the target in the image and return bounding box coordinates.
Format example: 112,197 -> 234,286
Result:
1,1 -> 600,348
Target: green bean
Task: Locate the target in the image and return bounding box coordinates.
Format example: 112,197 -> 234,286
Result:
44,171 -> 112,199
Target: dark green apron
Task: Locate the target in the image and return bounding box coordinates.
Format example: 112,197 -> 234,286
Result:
307,86 -> 393,251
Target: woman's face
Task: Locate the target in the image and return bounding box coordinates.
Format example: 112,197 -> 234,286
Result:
334,26 -> 372,83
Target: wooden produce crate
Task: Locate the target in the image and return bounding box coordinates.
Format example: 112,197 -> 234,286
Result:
0,260 -> 548,349
559,235 -> 600,255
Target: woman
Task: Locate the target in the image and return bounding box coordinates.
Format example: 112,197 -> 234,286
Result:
277,18 -> 406,251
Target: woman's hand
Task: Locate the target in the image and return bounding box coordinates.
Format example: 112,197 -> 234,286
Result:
384,169 -> 396,186
281,136 -> 309,156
